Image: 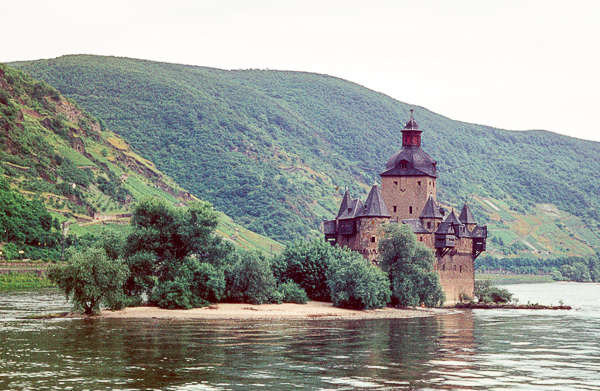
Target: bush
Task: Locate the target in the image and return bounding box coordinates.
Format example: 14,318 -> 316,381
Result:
474,280 -> 513,303
152,277 -> 194,309
327,251 -> 391,310
273,239 -> 341,301
226,251 -> 277,304
274,280 -> 309,304
149,258 -> 226,310
191,262 -> 225,304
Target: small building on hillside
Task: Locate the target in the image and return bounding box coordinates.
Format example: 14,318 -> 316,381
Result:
323,110 -> 487,305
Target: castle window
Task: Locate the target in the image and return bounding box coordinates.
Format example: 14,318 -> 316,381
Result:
409,206 -> 413,214
393,205 -> 397,213
394,181 -> 398,186
460,265 -> 463,273
418,181 -> 421,186
419,237 -> 423,242
442,264 -> 445,271
370,236 -> 376,243
427,222 -> 431,229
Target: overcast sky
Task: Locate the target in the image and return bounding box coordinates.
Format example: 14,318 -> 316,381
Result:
2,0 -> 599,142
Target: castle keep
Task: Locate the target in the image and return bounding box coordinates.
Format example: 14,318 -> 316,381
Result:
323,110 -> 487,304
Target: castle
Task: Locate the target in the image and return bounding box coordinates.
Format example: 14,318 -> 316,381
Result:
323,110 -> 487,304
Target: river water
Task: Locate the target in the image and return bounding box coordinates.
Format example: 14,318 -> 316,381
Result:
0,282 -> 598,390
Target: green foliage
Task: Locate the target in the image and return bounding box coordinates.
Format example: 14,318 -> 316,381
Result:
273,239 -> 340,301
0,175 -> 61,259
124,197 -> 230,306
327,251 -> 391,310
474,279 -> 513,303
226,251 -> 277,304
48,246 -> 129,315
0,272 -> 55,291
152,276 -> 195,310
190,262 -> 226,304
273,280 -> 309,304
379,224 -> 445,307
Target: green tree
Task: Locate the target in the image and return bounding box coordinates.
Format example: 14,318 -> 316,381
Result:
226,251 -> 277,304
48,247 -> 129,315
327,250 -> 391,310
378,224 -> 445,307
123,197 -> 228,299
273,239 -> 340,301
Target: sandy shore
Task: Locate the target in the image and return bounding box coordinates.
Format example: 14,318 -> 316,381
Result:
99,301 -> 452,320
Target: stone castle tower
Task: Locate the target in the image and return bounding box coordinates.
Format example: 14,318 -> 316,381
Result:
323,110 -> 487,305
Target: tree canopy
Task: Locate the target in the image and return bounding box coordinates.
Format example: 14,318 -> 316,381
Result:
379,224 -> 445,307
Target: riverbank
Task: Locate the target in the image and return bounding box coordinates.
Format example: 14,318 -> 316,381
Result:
99,301 -> 452,320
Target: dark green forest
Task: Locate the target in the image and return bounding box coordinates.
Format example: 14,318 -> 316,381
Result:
12,55 -> 600,244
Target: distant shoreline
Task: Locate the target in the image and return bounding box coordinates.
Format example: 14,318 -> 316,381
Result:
99,301 -> 452,320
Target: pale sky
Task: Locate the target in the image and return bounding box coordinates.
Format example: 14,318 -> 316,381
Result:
2,0 -> 599,142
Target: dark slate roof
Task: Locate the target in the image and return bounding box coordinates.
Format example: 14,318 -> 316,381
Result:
444,210 -> 460,225
402,219 -> 430,234
336,189 -> 351,219
380,146 -> 438,177
420,195 -> 444,219
363,185 -> 391,217
338,198 -> 364,220
403,116 -> 420,131
459,203 -> 477,225
435,221 -> 456,235
381,111 -> 437,178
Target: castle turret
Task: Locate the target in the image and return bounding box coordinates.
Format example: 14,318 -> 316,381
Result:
459,202 -> 477,231
420,194 -> 445,232
380,109 -> 438,221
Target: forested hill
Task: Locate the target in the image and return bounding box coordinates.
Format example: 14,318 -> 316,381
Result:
0,62 -> 282,259
11,55 -> 600,247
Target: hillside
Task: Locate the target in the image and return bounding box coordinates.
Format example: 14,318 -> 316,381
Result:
0,62 -> 282,259
11,55 -> 600,257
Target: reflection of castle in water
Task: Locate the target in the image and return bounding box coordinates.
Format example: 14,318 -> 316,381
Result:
324,110 -> 487,304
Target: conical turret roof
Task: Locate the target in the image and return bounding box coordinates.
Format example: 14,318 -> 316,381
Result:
459,202 -> 477,225
420,195 -> 444,219
338,198 -> 364,220
444,210 -> 460,225
363,184 -> 390,217
336,189 -> 351,219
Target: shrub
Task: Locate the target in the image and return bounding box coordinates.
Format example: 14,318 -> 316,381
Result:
226,251 -> 277,304
273,239 -> 341,301
274,280 -> 309,304
152,277 -> 194,309
327,251 -> 391,310
474,280 -> 513,303
191,262 -> 225,304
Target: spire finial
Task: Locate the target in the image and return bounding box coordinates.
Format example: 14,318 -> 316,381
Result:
410,108 -> 414,117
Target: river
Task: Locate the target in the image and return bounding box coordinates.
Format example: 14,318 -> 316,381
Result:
0,282 -> 598,390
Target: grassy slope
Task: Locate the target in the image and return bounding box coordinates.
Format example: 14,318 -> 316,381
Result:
10,55 -> 600,257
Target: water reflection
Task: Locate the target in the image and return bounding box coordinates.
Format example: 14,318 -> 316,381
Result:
1,285 -> 600,390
